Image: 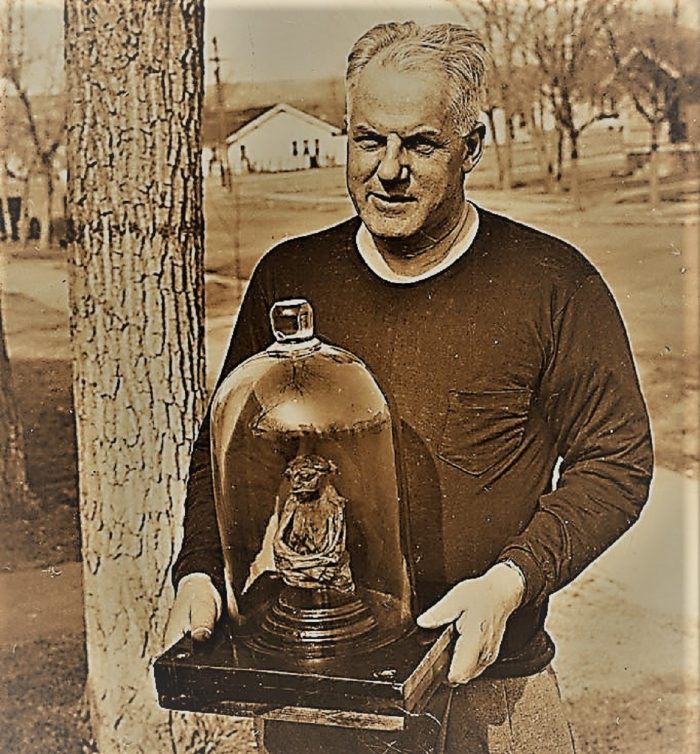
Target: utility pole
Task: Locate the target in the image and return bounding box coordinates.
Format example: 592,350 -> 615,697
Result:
209,36 -> 242,295
672,0 -> 679,25
210,36 -> 232,191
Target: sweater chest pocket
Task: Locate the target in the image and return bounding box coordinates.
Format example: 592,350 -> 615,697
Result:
437,389 -> 532,476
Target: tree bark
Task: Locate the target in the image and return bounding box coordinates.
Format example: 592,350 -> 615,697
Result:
0,300 -> 40,518
65,2 -> 251,751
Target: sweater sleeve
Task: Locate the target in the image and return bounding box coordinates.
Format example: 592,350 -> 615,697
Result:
172,264 -> 272,597
498,273 -> 653,606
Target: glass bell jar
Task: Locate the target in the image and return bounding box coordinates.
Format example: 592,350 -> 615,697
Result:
210,299 -> 413,660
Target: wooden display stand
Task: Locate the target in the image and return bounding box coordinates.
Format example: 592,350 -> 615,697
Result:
155,617 -> 453,731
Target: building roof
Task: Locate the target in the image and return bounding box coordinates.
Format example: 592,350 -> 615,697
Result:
601,46 -> 684,92
223,103 -> 343,145
601,46 -> 700,105
202,106 -> 270,145
620,47 -> 681,80
204,77 -> 346,130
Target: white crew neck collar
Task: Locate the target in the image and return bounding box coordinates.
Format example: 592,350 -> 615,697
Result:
355,202 -> 480,284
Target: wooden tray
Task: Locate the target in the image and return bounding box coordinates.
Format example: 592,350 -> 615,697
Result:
155,618 -> 453,731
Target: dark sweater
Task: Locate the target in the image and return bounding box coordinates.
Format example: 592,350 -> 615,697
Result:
174,208 -> 653,676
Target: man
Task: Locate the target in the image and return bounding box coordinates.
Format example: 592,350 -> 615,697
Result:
166,21 -> 653,753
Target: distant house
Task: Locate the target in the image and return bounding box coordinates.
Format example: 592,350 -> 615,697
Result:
220,103 -> 347,174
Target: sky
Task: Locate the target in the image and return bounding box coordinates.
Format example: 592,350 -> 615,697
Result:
11,0 -> 700,94
204,1 -> 465,85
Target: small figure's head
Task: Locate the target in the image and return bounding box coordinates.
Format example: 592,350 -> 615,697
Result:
285,454 -> 338,496
345,22 -> 487,245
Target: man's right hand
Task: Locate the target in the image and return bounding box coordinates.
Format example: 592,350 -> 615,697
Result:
164,573 -> 222,649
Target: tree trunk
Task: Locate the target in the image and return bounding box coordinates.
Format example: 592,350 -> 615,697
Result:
0,300 -> 40,518
18,171 -> 30,244
0,176 -> 9,241
569,133 -> 583,211
525,106 -> 553,193
0,82 -> 12,241
649,123 -> 660,210
65,2 -> 251,751
485,108 -> 505,189
502,112 -> 513,191
38,164 -> 52,250
554,126 -> 564,191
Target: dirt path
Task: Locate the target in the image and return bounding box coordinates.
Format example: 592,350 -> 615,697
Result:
0,562 -> 84,645
550,467 -> 698,696
1,253 -> 71,360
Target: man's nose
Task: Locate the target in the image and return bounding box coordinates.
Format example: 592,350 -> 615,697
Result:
377,134 -> 407,183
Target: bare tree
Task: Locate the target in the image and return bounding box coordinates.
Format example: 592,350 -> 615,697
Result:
2,0 -> 64,249
0,6 -> 40,519
65,1 -> 250,750
606,5 -> 691,208
530,0 -> 620,209
523,80 -> 557,191
478,0 -> 539,191
0,301 -> 40,519
451,0 -> 535,190
451,0 -> 561,192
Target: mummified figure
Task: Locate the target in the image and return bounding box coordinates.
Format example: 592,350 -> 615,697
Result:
273,454 -> 354,593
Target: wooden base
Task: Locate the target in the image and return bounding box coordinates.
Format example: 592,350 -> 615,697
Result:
154,617 -> 453,731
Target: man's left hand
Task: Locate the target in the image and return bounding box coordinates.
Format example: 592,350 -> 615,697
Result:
417,562 -> 525,685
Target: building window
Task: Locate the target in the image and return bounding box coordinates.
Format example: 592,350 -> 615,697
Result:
303,139 -> 310,155
292,141 -> 298,156
314,138 -> 320,156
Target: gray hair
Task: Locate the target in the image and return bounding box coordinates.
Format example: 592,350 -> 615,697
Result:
346,22 -> 488,133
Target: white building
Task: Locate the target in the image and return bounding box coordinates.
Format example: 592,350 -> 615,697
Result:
225,103 -> 347,174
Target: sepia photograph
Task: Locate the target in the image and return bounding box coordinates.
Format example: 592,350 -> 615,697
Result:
1,0 -> 698,752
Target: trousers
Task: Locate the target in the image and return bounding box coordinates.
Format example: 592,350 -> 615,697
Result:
261,665 -> 576,753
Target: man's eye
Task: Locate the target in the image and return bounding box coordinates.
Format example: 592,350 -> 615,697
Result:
408,139 -> 437,155
354,135 -> 383,149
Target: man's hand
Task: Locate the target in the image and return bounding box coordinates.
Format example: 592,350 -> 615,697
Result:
164,573 -> 222,649
417,562 -> 525,685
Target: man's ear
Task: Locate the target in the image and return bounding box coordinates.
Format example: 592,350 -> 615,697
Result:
462,122 -> 486,173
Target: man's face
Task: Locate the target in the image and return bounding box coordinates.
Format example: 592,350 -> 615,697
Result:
346,60 -> 472,243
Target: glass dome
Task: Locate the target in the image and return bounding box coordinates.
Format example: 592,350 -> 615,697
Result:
210,299 -> 413,660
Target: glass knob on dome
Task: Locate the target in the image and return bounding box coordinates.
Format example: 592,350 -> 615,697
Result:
270,299 -> 315,343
